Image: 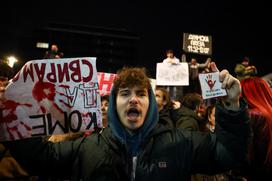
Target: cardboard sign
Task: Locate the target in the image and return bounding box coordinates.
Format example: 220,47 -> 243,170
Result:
198,72 -> 227,99
0,57 -> 102,141
183,33 -> 212,55
156,62 -> 189,86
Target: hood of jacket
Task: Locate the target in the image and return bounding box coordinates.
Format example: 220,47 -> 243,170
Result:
107,86 -> 159,156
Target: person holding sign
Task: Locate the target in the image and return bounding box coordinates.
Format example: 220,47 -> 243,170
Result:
188,57 -> 211,94
2,65 -> 250,181
162,49 -> 180,65
161,49 -> 181,100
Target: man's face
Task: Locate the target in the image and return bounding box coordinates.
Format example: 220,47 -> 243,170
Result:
155,89 -> 166,112
116,86 -> 149,131
51,45 -> 58,52
242,61 -> 249,67
167,52 -> 174,59
101,99 -> 109,121
208,107 -> 216,126
191,58 -> 197,65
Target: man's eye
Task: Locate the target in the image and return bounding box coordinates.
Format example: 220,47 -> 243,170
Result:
119,91 -> 129,96
139,92 -> 147,97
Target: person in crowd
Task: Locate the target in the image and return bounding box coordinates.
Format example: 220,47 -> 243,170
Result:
161,49 -> 181,100
188,57 -> 211,94
2,64 -> 250,181
240,77 -> 272,180
262,73 -> 272,90
205,104 -> 216,132
44,44 -> 64,59
101,95 -> 109,128
155,86 -> 176,129
0,76 -> 38,181
155,86 -> 208,132
175,92 -> 206,131
162,49 -> 180,65
192,103 -> 233,181
0,76 -> 9,95
181,53 -> 187,62
154,88 -> 224,181
234,56 -> 257,81
202,98 -> 218,132
0,143 -> 39,180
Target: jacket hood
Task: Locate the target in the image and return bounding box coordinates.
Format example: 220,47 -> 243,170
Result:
107,86 -> 159,156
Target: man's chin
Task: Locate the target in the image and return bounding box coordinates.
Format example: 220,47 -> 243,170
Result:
126,123 -> 141,131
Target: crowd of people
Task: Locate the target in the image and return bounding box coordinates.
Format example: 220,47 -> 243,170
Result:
0,45 -> 271,181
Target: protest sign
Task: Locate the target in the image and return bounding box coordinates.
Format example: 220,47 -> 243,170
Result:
198,72 -> 227,99
0,57 -> 102,141
97,72 -> 116,96
156,62 -> 189,86
183,33 -> 212,55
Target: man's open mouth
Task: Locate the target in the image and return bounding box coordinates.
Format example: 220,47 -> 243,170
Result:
127,108 -> 140,121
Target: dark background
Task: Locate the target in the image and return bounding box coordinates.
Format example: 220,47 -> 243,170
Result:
0,0 -> 270,78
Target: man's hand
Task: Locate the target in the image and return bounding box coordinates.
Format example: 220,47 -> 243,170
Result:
211,62 -> 241,111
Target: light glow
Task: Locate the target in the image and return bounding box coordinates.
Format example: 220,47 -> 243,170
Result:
7,56 -> 18,68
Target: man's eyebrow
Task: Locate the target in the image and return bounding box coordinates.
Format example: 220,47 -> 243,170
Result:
136,89 -> 148,93
118,88 -> 129,92
136,89 -> 146,92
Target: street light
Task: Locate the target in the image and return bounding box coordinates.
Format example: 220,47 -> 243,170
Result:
7,56 -> 18,68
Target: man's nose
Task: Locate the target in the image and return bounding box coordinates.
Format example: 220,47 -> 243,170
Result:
129,95 -> 139,104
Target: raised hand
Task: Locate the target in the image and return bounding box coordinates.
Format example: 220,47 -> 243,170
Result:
210,62 -> 241,111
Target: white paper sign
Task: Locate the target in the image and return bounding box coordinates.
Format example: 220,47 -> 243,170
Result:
0,57 -> 102,141
198,72 -> 227,99
156,62 -> 189,86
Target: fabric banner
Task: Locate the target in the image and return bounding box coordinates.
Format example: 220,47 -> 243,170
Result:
97,72 -> 116,96
0,57 -> 102,141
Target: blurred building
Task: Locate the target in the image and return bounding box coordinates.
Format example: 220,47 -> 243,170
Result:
7,22 -> 140,74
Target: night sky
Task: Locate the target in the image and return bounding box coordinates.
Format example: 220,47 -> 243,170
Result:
0,1 -> 270,78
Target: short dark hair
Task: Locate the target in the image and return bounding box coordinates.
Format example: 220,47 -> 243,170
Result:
165,49 -> 174,55
181,93 -> 203,110
242,56 -> 250,62
101,95 -> 109,102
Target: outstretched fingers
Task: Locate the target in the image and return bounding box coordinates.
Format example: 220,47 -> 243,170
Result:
210,62 -> 219,72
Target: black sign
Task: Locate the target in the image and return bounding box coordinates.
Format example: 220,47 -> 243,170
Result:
183,33 -> 212,55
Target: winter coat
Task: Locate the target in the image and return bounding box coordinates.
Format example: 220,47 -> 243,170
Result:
234,64 -> 257,81
172,106 -> 203,131
5,87 -> 251,181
